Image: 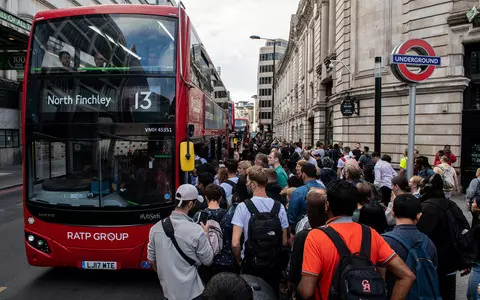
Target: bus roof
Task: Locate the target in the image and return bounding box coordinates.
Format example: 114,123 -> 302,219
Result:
33,5 -> 179,21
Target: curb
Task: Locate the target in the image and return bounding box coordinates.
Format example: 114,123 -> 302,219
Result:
0,183 -> 22,191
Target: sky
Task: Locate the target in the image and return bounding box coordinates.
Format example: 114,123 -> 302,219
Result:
181,0 -> 299,103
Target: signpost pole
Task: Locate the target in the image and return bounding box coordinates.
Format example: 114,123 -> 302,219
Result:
390,39 -> 440,177
374,57 -> 382,154
406,84 -> 417,179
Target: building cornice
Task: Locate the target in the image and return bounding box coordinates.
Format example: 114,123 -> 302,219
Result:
276,15 -> 297,77
326,77 -> 470,106
36,0 -> 57,9
448,11 -> 470,27
295,0 -> 314,37
276,0 -> 314,78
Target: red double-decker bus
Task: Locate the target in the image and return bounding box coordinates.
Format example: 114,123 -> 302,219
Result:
22,3 -> 229,270
234,117 -> 250,148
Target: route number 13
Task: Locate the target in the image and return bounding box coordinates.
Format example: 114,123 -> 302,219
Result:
135,92 -> 152,110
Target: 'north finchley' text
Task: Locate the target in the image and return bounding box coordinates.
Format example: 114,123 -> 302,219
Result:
47,95 -> 112,107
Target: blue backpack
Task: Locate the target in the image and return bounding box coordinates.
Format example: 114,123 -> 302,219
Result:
382,232 -> 442,300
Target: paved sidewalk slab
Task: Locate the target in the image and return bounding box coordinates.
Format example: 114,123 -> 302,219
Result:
0,164 -> 22,190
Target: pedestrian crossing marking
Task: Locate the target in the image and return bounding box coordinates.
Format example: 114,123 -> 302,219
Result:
0,287 -> 7,293
0,172 -> 11,176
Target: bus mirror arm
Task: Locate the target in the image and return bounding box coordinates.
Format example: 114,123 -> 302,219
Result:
180,74 -> 195,90
186,123 -> 195,160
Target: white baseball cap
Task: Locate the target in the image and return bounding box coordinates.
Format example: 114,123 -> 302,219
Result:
175,184 -> 204,207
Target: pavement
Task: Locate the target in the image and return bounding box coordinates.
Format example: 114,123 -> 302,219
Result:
0,164 -> 22,191
0,181 -> 472,299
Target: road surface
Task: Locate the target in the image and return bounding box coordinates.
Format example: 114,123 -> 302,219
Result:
0,186 -> 164,300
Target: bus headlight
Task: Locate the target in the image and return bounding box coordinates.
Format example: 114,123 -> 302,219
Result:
25,232 -> 51,254
27,217 -> 35,224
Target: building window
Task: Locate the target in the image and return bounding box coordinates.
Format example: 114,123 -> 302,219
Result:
0,88 -> 19,109
464,44 -> 480,110
259,88 -> 272,96
325,81 -> 333,101
266,41 -> 287,47
214,90 -> 228,98
260,112 -> 272,119
0,129 -> 19,148
259,53 -> 282,61
259,65 -> 274,73
260,100 -> 272,108
259,77 -> 273,85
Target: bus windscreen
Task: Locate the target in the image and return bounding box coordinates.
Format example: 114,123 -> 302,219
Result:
235,119 -> 247,128
29,14 -> 176,75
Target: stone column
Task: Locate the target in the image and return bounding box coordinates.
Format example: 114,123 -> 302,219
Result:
321,0 -> 329,60
328,0 -> 336,54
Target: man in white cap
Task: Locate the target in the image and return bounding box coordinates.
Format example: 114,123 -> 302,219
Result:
148,184 -> 213,300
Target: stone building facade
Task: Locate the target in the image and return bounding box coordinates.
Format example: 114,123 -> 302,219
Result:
274,0 -> 480,187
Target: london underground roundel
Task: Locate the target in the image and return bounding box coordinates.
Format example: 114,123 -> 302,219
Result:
390,39 -> 441,83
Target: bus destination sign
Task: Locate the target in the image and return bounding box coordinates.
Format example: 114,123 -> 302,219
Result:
47,94 -> 113,108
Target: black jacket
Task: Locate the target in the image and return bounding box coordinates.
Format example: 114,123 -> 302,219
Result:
417,196 -> 469,274
320,168 -> 337,187
266,182 -> 286,206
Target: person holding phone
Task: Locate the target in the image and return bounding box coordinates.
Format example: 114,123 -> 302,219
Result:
193,184 -> 237,278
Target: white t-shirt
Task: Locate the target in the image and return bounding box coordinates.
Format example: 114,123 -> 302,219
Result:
308,157 -> 317,166
337,155 -> 352,179
220,176 -> 239,206
231,196 -> 289,257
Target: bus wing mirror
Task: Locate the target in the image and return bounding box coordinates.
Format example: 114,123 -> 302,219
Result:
187,124 -> 195,138
180,141 -> 195,172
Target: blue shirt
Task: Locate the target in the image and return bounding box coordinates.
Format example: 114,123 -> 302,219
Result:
382,224 -> 438,298
287,180 -> 325,229
418,168 -> 434,179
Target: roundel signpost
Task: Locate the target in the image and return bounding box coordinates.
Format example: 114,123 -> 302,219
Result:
390,39 -> 441,179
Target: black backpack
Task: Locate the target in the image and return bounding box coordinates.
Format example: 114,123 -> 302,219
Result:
244,199 -> 283,269
425,199 -> 474,270
318,225 -> 387,300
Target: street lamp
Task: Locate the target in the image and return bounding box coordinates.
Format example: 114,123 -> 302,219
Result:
250,35 -> 277,137
329,59 -> 352,89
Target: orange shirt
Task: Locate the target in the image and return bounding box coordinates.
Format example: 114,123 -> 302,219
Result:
302,217 -> 396,300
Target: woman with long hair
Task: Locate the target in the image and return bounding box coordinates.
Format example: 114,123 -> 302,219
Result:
352,182 -> 372,222
358,200 -> 389,234
416,156 -> 435,179
215,167 -> 228,185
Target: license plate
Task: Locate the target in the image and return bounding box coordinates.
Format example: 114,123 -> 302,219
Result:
81,261 -> 117,270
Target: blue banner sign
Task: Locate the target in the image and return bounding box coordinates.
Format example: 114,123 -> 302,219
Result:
392,54 -> 441,66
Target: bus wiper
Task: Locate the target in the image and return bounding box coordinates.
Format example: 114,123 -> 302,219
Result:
33,199 -> 49,204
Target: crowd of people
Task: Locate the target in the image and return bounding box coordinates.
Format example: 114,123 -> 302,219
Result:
146,139 -> 480,300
